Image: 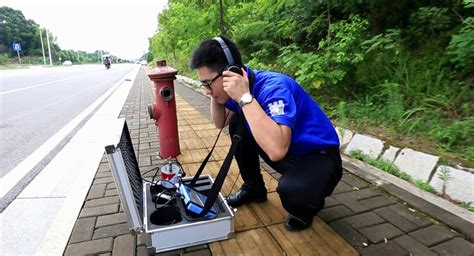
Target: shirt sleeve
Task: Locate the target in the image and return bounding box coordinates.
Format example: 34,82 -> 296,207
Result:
258,86 -> 296,129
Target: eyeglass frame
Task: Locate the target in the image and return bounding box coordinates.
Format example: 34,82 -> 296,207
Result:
200,72 -> 222,90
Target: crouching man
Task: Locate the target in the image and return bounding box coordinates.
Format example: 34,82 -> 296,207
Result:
189,36 -> 342,231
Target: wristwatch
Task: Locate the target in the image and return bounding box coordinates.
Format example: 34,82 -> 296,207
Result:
239,93 -> 253,108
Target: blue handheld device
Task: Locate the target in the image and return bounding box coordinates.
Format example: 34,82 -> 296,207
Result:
179,184 -> 217,218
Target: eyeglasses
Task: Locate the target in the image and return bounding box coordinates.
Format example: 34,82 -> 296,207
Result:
200,72 -> 222,89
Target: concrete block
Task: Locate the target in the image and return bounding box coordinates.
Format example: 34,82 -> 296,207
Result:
431,237 -> 474,255
69,217 -> 96,243
343,212 -> 385,229
409,225 -> 455,247
393,235 -> 436,255
64,237 -> 113,256
393,148 -> 439,182
112,234 -> 136,256
430,165 -> 474,202
380,145 -> 400,163
318,205 -> 353,222
335,127 -> 354,148
344,134 -> 384,159
359,223 -> 404,243
96,212 -> 128,228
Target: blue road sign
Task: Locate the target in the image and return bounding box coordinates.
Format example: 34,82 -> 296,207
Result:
12,43 -> 21,52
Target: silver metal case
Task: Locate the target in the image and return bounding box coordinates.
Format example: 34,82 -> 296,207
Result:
105,119 -> 234,253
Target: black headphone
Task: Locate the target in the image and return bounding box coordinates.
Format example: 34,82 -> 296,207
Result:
213,36 -> 243,76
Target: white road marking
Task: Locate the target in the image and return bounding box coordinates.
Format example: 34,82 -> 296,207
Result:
0,75 -> 84,95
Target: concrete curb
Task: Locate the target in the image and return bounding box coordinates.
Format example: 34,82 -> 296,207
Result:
341,154 -> 474,242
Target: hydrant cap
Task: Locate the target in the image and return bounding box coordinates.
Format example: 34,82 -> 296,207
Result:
147,60 -> 178,80
148,68 -> 177,80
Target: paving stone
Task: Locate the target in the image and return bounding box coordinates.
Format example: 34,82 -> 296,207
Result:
430,165 -> 474,202
96,171 -> 112,178
431,237 -> 474,255
105,188 -> 118,197
393,235 -> 436,256
139,142 -> 150,150
136,245 -> 149,256
96,212 -> 128,228
318,204 -> 354,222
87,184 -> 107,200
409,225 -> 456,247
324,196 -> 342,208
341,174 -> 369,189
94,176 -> 115,185
64,237 -> 113,256
359,223 -> 404,243
359,196 -> 395,210
344,134 -> 384,159
93,223 -> 130,239
393,148 -> 439,182
329,219 -> 369,249
107,183 -> 116,189
333,181 -> 354,194
343,212 -> 385,229
84,196 -> 120,208
380,146 -> 400,163
136,233 -> 146,246
373,207 -> 418,232
139,155 -> 151,166
359,241 -> 407,256
387,204 -> 432,228
80,204 -> 119,218
97,163 -> 112,173
69,217 -> 96,243
333,193 -> 370,213
112,234 -> 136,256
348,188 -> 378,200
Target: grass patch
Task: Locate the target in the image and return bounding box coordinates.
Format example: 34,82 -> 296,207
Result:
348,150 -> 435,193
414,180 -> 437,194
460,202 -> 474,212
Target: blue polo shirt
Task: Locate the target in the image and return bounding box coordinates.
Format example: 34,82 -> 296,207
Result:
225,67 -> 339,156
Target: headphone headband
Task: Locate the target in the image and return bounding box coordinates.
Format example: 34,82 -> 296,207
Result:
213,36 -> 235,66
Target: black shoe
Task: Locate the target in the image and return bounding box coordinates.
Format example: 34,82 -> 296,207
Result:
284,214 -> 313,232
226,188 -> 267,208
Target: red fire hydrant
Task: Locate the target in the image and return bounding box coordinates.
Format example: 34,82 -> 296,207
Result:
147,60 -> 181,158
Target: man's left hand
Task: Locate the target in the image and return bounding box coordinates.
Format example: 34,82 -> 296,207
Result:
222,68 -> 250,102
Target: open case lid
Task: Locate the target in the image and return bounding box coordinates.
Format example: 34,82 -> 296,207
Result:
104,118 -> 143,233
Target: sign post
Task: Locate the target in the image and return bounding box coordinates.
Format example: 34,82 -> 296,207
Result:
12,43 -> 21,64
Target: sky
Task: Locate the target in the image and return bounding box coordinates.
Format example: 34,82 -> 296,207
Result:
2,0 -> 168,59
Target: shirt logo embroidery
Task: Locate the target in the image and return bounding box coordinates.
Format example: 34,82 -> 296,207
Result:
268,100 -> 285,117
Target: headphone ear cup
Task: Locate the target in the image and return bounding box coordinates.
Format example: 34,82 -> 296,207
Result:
227,65 -> 242,75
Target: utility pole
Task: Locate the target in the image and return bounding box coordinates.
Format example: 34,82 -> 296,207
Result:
39,28 -> 46,65
46,29 -> 52,66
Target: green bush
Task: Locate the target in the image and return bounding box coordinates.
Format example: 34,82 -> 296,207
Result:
447,0 -> 474,72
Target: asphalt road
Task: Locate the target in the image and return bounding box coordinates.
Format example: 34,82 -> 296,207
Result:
0,64 -> 136,177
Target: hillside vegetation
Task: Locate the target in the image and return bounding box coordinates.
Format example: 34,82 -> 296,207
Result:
148,0 -> 473,165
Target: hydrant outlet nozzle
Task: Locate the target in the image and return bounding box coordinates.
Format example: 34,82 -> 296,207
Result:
148,105 -> 154,120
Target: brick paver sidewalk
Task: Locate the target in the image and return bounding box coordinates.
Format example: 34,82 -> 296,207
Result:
64,68 -> 474,255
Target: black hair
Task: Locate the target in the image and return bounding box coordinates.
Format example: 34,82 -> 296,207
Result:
189,36 -> 244,73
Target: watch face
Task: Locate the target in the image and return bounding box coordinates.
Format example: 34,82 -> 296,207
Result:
242,93 -> 252,103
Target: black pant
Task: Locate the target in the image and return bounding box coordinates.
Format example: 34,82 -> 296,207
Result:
229,114 -> 342,221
